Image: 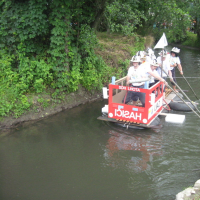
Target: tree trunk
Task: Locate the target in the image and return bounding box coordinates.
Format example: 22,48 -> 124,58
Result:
90,0 -> 107,31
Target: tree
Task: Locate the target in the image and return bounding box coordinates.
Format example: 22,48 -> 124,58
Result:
104,0 -> 146,35
188,0 -> 200,40
0,0 -> 113,93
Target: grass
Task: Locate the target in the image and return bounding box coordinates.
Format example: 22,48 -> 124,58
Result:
95,32 -> 154,70
182,31 -> 200,48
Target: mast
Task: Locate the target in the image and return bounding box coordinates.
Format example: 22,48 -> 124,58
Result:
154,33 -> 168,78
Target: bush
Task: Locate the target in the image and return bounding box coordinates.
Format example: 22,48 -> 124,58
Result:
182,31 -> 200,47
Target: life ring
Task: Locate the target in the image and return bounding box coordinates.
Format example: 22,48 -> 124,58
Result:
168,101 -> 197,112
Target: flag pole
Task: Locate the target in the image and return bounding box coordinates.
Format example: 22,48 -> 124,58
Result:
154,33 -> 168,79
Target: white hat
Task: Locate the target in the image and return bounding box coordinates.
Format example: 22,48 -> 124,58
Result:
151,59 -> 159,67
158,50 -> 168,57
171,47 -> 180,53
130,55 -> 141,63
146,48 -> 154,56
136,51 -> 146,58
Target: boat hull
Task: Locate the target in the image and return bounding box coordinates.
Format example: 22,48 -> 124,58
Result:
97,114 -> 161,129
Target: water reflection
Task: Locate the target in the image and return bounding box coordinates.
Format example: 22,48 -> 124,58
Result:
104,129 -> 163,172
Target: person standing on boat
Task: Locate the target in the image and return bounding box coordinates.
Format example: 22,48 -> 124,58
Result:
169,47 -> 183,92
157,50 -> 173,100
123,55 -> 167,106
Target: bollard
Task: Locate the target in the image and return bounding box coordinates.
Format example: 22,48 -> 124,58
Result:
111,76 -> 116,85
144,81 -> 149,89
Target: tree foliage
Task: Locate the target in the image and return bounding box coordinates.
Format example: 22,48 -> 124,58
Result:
188,0 -> 200,39
0,0 -> 197,118
104,0 -> 146,35
0,0 -> 123,117
96,0 -> 192,42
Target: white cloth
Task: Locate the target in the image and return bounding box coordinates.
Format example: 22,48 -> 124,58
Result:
169,55 -> 181,70
157,56 -> 171,77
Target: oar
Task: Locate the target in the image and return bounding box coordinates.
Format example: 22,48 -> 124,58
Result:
166,84 -> 200,119
181,74 -> 199,100
161,68 -> 200,116
175,66 -> 199,100
171,81 -> 200,114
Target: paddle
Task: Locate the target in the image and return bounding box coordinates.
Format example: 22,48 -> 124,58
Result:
166,84 -> 200,118
175,66 -> 199,100
181,74 -> 199,100
161,68 -> 200,118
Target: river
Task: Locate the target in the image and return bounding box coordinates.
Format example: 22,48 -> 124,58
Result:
0,46 -> 200,200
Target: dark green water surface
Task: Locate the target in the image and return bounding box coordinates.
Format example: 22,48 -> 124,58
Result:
0,46 -> 200,200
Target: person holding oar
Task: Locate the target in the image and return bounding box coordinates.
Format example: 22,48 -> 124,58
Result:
169,47 -> 183,92
149,59 -> 160,88
156,50 -> 173,102
170,47 -> 199,100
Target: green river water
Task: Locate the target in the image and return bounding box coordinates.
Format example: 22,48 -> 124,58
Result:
0,46 -> 200,200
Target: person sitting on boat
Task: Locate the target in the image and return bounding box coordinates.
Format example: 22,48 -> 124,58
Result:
170,47 -> 183,92
149,59 -> 160,88
139,51 -> 159,86
122,55 -> 167,107
157,50 -> 173,100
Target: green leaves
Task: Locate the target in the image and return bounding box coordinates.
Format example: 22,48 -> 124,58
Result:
0,0 -> 49,56
105,1 -> 146,35
0,0 -> 133,118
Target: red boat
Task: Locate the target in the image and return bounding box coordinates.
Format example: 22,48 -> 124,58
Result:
98,76 -> 187,128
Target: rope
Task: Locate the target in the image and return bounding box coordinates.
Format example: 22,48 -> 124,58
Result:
167,77 -> 200,78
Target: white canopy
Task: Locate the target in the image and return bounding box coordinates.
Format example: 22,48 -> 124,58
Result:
154,33 -> 168,49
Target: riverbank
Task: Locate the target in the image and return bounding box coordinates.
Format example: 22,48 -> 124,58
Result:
0,85 -> 102,132
170,31 -> 200,50
176,179 -> 200,200
0,33 -> 154,131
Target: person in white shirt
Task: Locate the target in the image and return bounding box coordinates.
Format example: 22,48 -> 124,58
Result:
149,59 -> 160,88
123,55 -> 167,106
169,47 -> 183,92
157,50 -> 172,79
157,50 -> 173,100
146,48 -> 156,64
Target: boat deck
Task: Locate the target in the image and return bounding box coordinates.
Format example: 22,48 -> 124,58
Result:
165,88 -> 177,104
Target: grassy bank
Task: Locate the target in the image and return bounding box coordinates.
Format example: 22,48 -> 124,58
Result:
182,31 -> 200,48
0,33 -> 154,129
95,32 -> 154,75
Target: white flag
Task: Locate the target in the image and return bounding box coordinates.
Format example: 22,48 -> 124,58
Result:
154,33 -> 168,49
